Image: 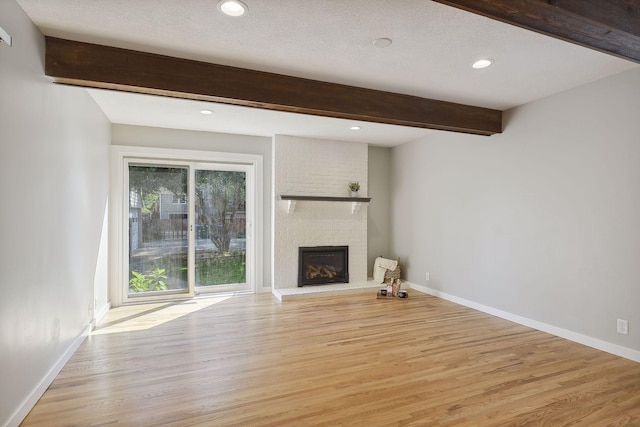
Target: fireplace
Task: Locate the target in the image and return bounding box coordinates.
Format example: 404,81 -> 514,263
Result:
298,246 -> 349,286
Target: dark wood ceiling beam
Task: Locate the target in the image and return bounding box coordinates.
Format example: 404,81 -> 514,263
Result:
44,37 -> 502,136
433,0 -> 640,64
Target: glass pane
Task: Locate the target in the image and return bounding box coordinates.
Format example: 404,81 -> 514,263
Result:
128,165 -> 188,295
194,169 -> 247,287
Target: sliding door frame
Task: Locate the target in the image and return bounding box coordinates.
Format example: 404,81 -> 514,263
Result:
110,145 -> 263,306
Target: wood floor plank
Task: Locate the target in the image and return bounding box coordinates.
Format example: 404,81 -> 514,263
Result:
21,292 -> 640,426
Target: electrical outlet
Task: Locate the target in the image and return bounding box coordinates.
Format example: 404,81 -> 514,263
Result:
617,319 -> 629,335
425,272 -> 430,281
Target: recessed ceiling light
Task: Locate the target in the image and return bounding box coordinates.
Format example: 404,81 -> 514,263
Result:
217,0 -> 248,17
200,109 -> 213,115
350,126 -> 362,131
372,38 -> 392,48
472,58 -> 494,69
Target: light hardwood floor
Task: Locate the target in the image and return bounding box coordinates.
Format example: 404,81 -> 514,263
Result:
22,292 -> 640,426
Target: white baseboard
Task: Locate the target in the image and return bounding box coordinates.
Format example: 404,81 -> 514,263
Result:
5,325 -> 90,427
408,282 -> 640,363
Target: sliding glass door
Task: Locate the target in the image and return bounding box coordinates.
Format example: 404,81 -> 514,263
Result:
124,158 -> 254,302
194,166 -> 248,292
128,164 -> 189,296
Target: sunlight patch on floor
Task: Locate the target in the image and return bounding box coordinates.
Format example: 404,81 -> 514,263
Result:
92,296 -> 232,335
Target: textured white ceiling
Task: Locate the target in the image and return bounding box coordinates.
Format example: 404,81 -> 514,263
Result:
17,0 -> 639,146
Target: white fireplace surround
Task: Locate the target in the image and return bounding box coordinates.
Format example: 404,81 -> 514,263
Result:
272,135 -> 369,292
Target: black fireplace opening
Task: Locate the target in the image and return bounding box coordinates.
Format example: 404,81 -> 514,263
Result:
298,246 -> 349,287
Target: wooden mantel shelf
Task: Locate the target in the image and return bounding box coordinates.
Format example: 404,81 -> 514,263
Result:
279,195 -> 372,214
279,195 -> 372,202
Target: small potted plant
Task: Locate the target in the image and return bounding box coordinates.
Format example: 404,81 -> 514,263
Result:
348,181 -> 360,197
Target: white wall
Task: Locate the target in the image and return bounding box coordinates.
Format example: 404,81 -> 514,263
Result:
111,124 -> 273,290
273,135 -> 368,288
367,146 -> 392,276
0,2 -> 111,425
391,67 -> 640,356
